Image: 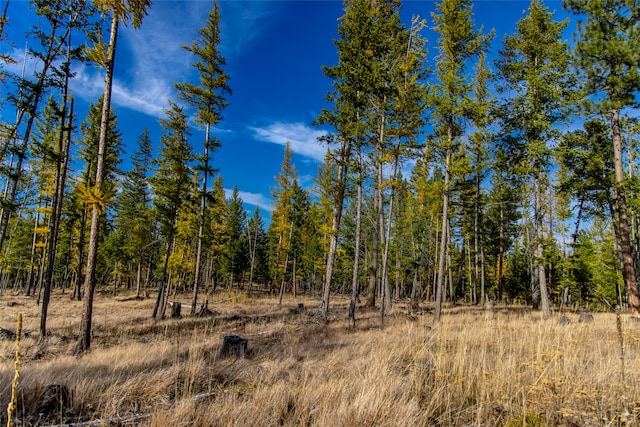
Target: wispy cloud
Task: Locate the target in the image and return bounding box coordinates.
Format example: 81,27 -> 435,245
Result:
224,187 -> 274,212
218,2 -> 278,57
5,1 -> 275,120
239,190 -> 274,212
67,0 -> 276,119
251,122 -> 328,162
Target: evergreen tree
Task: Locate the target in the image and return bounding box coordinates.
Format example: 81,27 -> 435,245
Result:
114,129 -> 154,297
72,97 -> 122,301
467,54 -> 493,305
267,143 -> 297,298
175,0 -> 230,314
289,180 -> 311,298
494,0 -> 575,317
207,175 -> 227,291
318,0 -> 428,319
76,0 -> 151,354
246,206 -> 268,290
430,0 -> 492,321
221,186 -> 247,287
484,148 -> 521,302
0,0 -> 93,257
149,101 -> 193,319
564,0 -> 640,311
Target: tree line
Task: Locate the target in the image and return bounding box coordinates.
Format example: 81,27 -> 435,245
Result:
0,0 -> 639,352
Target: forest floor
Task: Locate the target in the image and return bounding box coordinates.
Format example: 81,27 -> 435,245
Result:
0,290 -> 639,426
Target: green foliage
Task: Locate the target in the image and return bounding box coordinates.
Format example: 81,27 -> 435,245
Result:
149,101 -> 194,239
564,0 -> 640,110
221,186 -> 248,285
246,206 -> 269,285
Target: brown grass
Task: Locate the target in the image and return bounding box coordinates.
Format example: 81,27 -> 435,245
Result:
0,292 -> 639,426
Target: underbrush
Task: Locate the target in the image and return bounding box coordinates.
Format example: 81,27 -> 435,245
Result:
0,292 -> 638,426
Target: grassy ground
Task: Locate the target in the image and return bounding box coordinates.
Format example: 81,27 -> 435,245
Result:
0,291 -> 639,426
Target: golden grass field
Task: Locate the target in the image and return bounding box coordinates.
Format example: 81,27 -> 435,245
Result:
0,291 -> 639,426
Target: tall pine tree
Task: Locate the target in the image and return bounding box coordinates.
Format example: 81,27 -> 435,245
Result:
564,0 -> 640,311
175,0 -> 230,314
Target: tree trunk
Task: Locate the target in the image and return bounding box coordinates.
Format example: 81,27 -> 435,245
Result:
381,154 -> 398,314
153,237 -> 173,319
321,140 -> 348,317
349,173 -> 363,327
40,92 -> 73,338
434,148 -> 451,322
612,109 -> 640,312
72,206 -> 87,300
191,125 -> 209,315
365,151 -> 380,309
75,15 -> 118,355
534,175 -> 551,318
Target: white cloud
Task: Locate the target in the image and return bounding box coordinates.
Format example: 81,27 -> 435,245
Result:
224,187 -> 274,212
4,1 -> 275,120
251,122 -> 327,162
239,190 -> 274,212
70,66 -> 171,117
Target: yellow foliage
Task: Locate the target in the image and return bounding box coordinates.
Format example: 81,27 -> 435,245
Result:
76,183 -> 116,213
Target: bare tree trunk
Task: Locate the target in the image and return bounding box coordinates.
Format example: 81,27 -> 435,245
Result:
349,174 -> 363,327
612,109 -> 640,311
191,125 -> 210,315
76,15 -> 118,354
153,237 -> 173,319
321,140 -> 348,317
247,216 -> 258,293
365,181 -> 379,308
534,175 -> 551,318
72,206 -> 87,300
381,154 -> 398,314
279,222 -> 293,305
434,148 -> 451,322
26,203 -> 42,296
40,91 -> 73,338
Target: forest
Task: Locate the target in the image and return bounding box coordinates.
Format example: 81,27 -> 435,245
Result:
0,0 -> 639,356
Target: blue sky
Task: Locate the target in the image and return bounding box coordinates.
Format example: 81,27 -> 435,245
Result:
5,0 -> 571,218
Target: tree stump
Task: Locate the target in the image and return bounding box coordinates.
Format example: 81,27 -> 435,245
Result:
578,312 -> 594,322
218,335 -> 248,358
559,315 -> 571,325
170,302 -> 181,318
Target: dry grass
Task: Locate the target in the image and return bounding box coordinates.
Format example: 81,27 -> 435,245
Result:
0,291 -> 639,426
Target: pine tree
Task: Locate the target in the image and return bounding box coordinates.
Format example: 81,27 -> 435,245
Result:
315,0 -> 370,317
221,186 -> 247,287
495,0 -> 576,317
467,54 -> 493,305
207,175 -> 227,292
72,97 -> 122,303
149,101 -> 193,319
555,119 -> 617,304
114,129 -> 154,297
76,0 -> 151,354
267,143 -> 297,298
30,93 -> 74,336
0,0 -> 93,257
564,0 -> 640,311
175,0 -> 230,314
246,206 -> 268,291
484,148 -> 521,302
430,0 -> 492,322
318,0 -> 428,318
